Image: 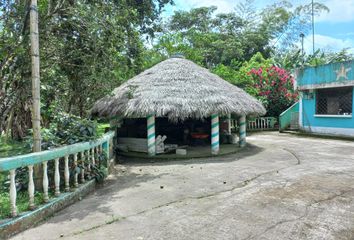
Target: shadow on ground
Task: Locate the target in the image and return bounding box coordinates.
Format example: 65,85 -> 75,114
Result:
117,143 -> 265,166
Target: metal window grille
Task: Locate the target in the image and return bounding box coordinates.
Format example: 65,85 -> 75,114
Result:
316,87 -> 353,115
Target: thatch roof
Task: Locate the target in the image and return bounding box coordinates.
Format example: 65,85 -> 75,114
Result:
91,57 -> 266,121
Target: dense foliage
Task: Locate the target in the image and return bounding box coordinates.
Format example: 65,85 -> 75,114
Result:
26,110 -> 99,150
0,0 -> 172,139
152,1 -> 329,67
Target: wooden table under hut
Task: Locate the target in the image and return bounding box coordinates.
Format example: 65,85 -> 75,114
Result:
91,55 -> 266,158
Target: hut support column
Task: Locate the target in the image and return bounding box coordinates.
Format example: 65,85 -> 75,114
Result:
147,115 -> 156,156
239,115 -> 246,147
227,114 -> 232,134
211,114 -> 219,155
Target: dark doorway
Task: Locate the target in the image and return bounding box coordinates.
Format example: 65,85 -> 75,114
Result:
156,118 -> 211,145
117,118 -> 147,138
117,117 -> 212,146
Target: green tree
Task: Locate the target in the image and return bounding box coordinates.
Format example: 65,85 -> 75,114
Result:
153,1 -> 329,68
213,53 -> 273,93
272,48 -> 353,71
0,0 -> 173,139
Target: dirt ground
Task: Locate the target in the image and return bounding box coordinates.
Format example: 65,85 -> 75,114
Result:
11,132 -> 354,240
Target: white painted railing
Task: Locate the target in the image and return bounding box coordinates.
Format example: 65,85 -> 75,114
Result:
247,117 -> 277,130
231,117 -> 277,131
0,131 -> 115,218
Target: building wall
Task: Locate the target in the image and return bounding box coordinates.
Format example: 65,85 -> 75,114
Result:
296,60 -> 354,90
300,88 -> 354,137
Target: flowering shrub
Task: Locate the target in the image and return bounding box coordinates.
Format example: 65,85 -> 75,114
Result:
248,66 -> 298,117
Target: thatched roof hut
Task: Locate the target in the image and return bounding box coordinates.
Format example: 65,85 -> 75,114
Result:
91,57 -> 266,121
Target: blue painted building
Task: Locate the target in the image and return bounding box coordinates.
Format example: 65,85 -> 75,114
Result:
296,60 -> 354,137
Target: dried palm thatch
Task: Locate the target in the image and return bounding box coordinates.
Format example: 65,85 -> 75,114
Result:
91,57 -> 266,122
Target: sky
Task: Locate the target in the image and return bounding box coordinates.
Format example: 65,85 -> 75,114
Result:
161,0 -> 354,54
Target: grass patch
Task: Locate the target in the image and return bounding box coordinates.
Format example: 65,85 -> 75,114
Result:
0,191 -> 45,219
0,137 -> 30,158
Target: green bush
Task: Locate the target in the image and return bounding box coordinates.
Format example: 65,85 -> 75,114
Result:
26,112 -> 98,150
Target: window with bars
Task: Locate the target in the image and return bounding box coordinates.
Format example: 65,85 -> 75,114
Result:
316,87 -> 353,115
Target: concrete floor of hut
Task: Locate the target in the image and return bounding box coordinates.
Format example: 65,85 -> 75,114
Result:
117,144 -> 240,160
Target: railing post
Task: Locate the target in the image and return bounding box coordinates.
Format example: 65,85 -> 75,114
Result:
80,151 -> 85,183
259,118 -> 261,129
106,141 -> 110,159
0,132 -> 116,219
42,161 -> 49,202
86,150 -> 91,172
263,118 -> 266,129
109,137 -> 113,159
28,165 -> 35,209
73,153 -> 78,188
64,155 -> 70,192
102,141 -> 109,159
91,148 -> 95,166
10,169 -> 17,217
54,158 -> 60,196
94,147 -> 98,165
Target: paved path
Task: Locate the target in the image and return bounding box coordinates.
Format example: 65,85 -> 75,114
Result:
11,132 -> 354,240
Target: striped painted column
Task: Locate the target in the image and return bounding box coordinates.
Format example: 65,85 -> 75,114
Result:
227,113 -> 232,134
239,115 -> 246,147
147,115 -> 156,156
211,114 -> 219,155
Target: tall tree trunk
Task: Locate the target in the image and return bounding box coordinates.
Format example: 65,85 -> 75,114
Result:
30,0 -> 42,189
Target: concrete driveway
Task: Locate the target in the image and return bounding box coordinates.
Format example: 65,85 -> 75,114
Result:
11,132 -> 354,240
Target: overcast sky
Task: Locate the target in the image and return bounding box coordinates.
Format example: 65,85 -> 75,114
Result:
162,0 -> 354,54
